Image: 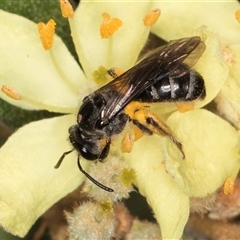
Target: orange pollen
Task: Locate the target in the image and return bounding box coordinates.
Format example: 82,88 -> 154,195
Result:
223,178 -> 235,195
37,19 -> 56,51
143,8 -> 161,26
100,13 -> 122,38
59,0 -> 74,18
1,85 -> 22,100
235,9 -> 240,23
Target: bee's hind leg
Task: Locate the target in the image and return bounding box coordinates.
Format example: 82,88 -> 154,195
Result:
124,101 -> 185,159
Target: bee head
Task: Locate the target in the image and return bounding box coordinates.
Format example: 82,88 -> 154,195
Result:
68,124 -> 109,161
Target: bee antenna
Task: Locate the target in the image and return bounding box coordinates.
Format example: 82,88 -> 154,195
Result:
54,149 -> 74,169
77,155 -> 114,192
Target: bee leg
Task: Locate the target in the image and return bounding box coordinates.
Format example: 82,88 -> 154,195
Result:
144,115 -> 185,159
125,101 -> 185,159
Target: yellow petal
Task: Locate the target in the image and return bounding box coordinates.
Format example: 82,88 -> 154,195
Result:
0,115 -> 89,237
193,26 -> 229,108
215,44 -> 240,129
165,109 -> 240,197
71,2 -> 154,79
0,10 -> 88,113
151,2 -> 240,44
126,136 -> 189,239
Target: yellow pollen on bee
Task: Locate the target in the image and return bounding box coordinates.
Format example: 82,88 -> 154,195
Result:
59,0 -> 74,18
223,178 -> 235,195
143,8 -> 161,27
1,85 -> 22,100
176,102 -> 194,113
37,19 -> 56,50
100,13 -> 122,38
235,9 -> 240,23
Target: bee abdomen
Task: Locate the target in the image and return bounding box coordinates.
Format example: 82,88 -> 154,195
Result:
136,69 -> 205,103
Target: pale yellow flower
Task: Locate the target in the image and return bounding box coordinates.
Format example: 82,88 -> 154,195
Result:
0,1 -> 153,237
0,1 -> 239,240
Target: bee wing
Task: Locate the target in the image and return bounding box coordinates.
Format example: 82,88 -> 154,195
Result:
97,36 -> 206,122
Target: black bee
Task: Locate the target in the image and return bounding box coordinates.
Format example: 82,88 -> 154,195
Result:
55,36 -> 206,192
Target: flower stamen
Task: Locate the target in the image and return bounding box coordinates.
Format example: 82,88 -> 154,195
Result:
143,8 -> 161,27
37,19 -> 56,50
59,0 -> 74,18
1,85 -> 22,100
235,9 -> 240,23
1,85 -> 75,113
223,178 -> 235,195
100,13 -> 122,39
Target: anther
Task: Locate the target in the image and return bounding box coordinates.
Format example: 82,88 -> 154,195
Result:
235,9 -> 240,23
223,178 -> 235,195
59,0 -> 74,18
1,85 -> 22,100
100,13 -> 122,38
143,8 -> 161,26
37,19 -> 56,50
